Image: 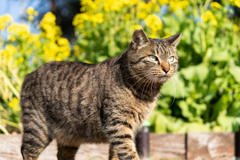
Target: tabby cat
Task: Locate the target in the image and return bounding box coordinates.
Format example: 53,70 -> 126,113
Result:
20,29 -> 181,160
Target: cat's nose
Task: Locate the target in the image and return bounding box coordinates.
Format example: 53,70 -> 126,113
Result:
163,68 -> 170,73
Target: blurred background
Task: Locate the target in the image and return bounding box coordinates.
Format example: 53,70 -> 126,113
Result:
0,0 -> 240,134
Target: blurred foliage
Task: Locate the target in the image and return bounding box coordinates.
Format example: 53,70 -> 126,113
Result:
0,0 -> 240,134
0,9 -> 71,134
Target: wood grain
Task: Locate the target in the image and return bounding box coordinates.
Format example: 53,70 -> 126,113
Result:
0,132 -> 236,160
0,134 -> 109,160
187,132 -> 235,160
150,133 -> 185,160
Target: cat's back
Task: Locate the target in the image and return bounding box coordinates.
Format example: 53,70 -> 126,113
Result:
21,61 -> 93,93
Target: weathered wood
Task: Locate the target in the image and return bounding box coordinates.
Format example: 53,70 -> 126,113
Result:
0,134 -> 109,160
187,132 -> 235,160
149,133 -> 185,160
0,133 -> 185,160
0,132 -> 235,160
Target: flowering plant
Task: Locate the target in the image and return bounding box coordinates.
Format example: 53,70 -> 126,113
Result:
0,0 -> 240,133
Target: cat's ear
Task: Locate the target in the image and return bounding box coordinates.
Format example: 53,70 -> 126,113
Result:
164,33 -> 181,48
131,29 -> 150,50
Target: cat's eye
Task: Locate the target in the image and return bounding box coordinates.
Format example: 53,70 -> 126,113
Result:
149,55 -> 158,62
168,56 -> 175,63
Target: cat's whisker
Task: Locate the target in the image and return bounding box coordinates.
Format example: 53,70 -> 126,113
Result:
140,75 -> 153,100
170,77 -> 176,107
150,75 -> 156,98
134,74 -> 152,97
129,73 -> 152,91
150,76 -> 154,99
175,73 -> 189,81
173,75 -> 185,99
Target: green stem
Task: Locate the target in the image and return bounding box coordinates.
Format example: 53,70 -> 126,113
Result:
0,69 -> 20,99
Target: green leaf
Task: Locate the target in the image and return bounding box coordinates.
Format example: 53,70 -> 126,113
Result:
160,75 -> 187,98
229,65 -> 240,83
178,100 -> 193,119
210,48 -> 230,62
154,112 -> 168,134
217,111 -> 237,131
181,64 -> 208,82
227,102 -> 240,117
177,122 -> 210,133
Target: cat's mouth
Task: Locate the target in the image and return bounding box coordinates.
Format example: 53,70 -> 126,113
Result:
159,75 -> 171,78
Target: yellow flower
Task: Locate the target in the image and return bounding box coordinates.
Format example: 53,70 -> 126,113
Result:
205,10 -> 214,17
125,14 -> 131,21
137,2 -> 150,19
212,19 -> 218,26
95,13 -> 103,23
5,44 -> 17,55
144,14 -> 162,31
235,0 -> 240,7
27,7 -> 35,15
17,57 -> 24,65
8,97 -> 20,110
28,15 -> 34,21
55,56 -> 62,61
0,14 -> 13,30
137,11 -> 147,19
8,23 -> 29,36
132,24 -> 142,30
8,35 -> 15,42
210,2 -> 222,9
81,0 -> 98,13
234,24 -> 239,31
158,0 -> 169,5
121,37 -> 127,43
169,0 -> 189,12
201,14 -> 208,22
132,0 -> 139,5
201,10 -> 218,26
0,50 -> 6,56
41,12 -> 56,24
58,38 -> 69,46
29,34 -> 40,42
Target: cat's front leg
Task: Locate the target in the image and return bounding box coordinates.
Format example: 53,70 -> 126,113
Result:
104,119 -> 140,160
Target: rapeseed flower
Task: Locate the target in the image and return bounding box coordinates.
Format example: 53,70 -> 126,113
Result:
210,2 -> 222,9
144,14 -> 163,31
0,14 -> 13,30
158,0 -> 169,5
5,44 -> 17,55
58,38 -> 69,46
234,24 -> 239,31
132,24 -> 142,30
8,97 -> 20,111
41,12 -> 56,25
201,10 -> 218,26
8,23 -> 29,36
234,0 -> 240,7
8,35 -> 15,42
169,0 -> 189,12
27,7 -> 38,16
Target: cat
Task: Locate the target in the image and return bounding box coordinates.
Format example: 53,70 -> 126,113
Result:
20,29 -> 181,160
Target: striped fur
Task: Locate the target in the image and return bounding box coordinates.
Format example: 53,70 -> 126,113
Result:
20,29 -> 181,160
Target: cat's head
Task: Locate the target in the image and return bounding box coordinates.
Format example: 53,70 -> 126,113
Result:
126,29 -> 181,84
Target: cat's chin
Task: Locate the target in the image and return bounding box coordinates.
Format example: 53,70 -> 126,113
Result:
155,75 -> 172,83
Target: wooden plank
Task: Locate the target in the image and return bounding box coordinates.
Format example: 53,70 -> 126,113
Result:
0,134 -> 109,160
149,133 -> 185,160
1,132 -> 235,160
187,132 -> 235,160
0,133 -> 185,160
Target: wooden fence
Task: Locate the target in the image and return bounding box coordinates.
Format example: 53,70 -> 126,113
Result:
0,131 -> 237,160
